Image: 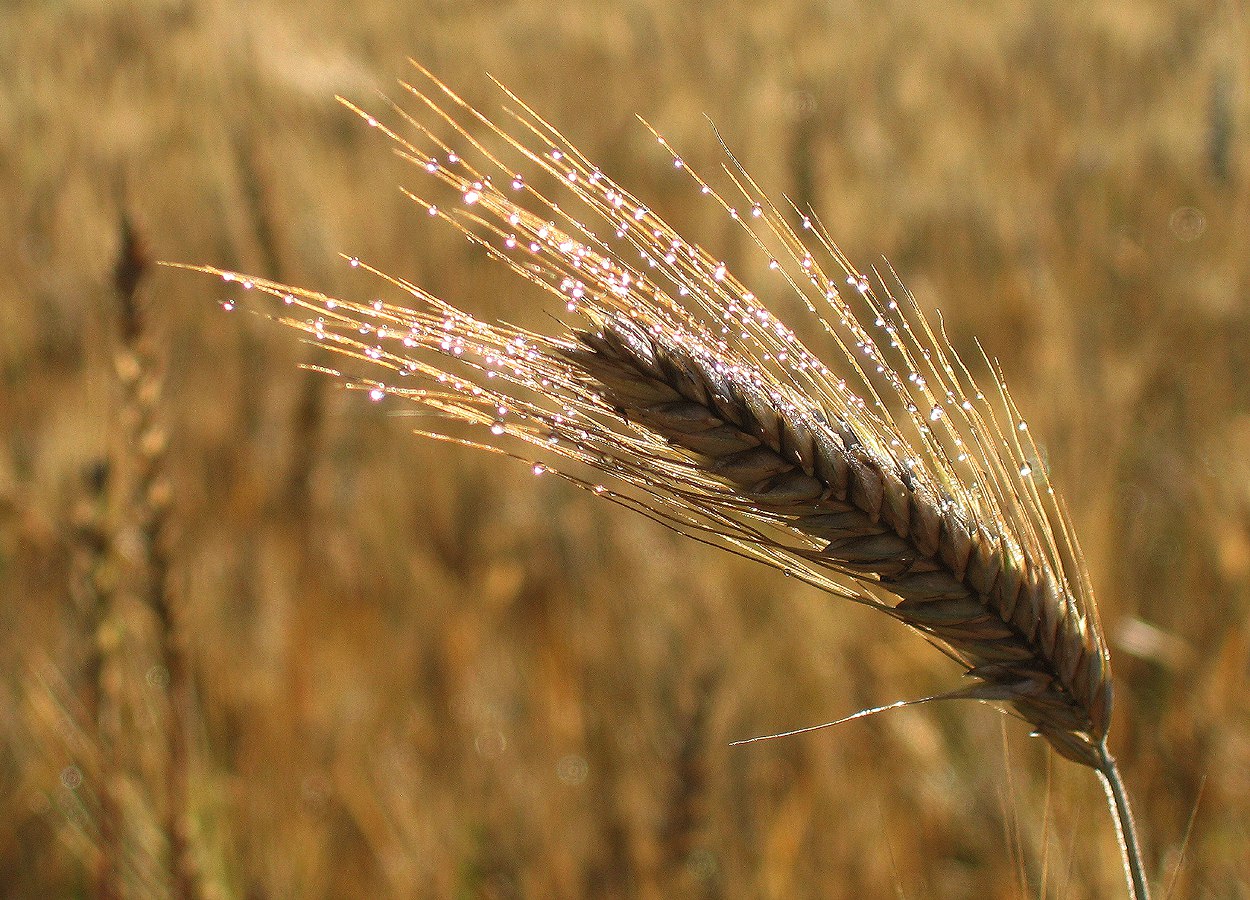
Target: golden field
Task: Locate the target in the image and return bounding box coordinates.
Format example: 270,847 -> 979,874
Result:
1,0 -> 1248,896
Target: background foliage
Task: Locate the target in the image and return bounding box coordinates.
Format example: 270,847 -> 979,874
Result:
2,0 -> 1248,896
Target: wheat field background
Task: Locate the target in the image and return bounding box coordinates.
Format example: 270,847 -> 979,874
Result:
2,0 -> 1248,897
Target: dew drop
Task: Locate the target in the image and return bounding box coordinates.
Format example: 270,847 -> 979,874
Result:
1019,464 -> 1033,477
369,386 -> 386,402
532,463 -> 546,476
60,765 -> 83,791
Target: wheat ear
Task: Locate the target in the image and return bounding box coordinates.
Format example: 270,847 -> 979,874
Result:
181,63 -> 1149,898
115,210 -> 200,900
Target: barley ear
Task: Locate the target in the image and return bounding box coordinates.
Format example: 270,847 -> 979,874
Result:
185,66 -> 1152,899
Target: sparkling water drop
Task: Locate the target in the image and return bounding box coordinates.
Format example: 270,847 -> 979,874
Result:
60,766 -> 83,790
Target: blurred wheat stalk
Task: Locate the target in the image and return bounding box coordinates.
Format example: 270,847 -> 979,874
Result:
186,64 -> 1152,898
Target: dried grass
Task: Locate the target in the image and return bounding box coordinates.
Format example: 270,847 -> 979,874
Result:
6,2 -> 1247,896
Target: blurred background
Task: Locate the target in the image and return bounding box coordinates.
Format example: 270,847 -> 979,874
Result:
2,0 -> 1248,896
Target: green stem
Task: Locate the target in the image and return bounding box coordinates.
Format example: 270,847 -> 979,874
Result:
1096,741 -> 1151,900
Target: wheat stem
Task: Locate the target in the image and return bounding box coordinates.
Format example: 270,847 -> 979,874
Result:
1096,741 -> 1150,900
115,209 -> 200,900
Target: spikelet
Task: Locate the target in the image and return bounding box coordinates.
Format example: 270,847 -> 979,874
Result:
183,63 -> 1149,898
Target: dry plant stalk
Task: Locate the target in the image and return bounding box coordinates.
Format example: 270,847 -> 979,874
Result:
66,457 -> 122,900
114,212 -> 200,900
185,64 -> 1150,899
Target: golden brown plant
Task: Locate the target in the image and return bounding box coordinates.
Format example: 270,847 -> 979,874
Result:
113,211 -> 200,900
186,64 -> 1150,898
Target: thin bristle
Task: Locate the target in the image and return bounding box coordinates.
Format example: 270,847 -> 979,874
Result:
185,63 -> 1147,899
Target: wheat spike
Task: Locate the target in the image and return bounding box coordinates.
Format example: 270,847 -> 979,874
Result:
182,62 -> 1149,899
566,312 -> 1111,767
